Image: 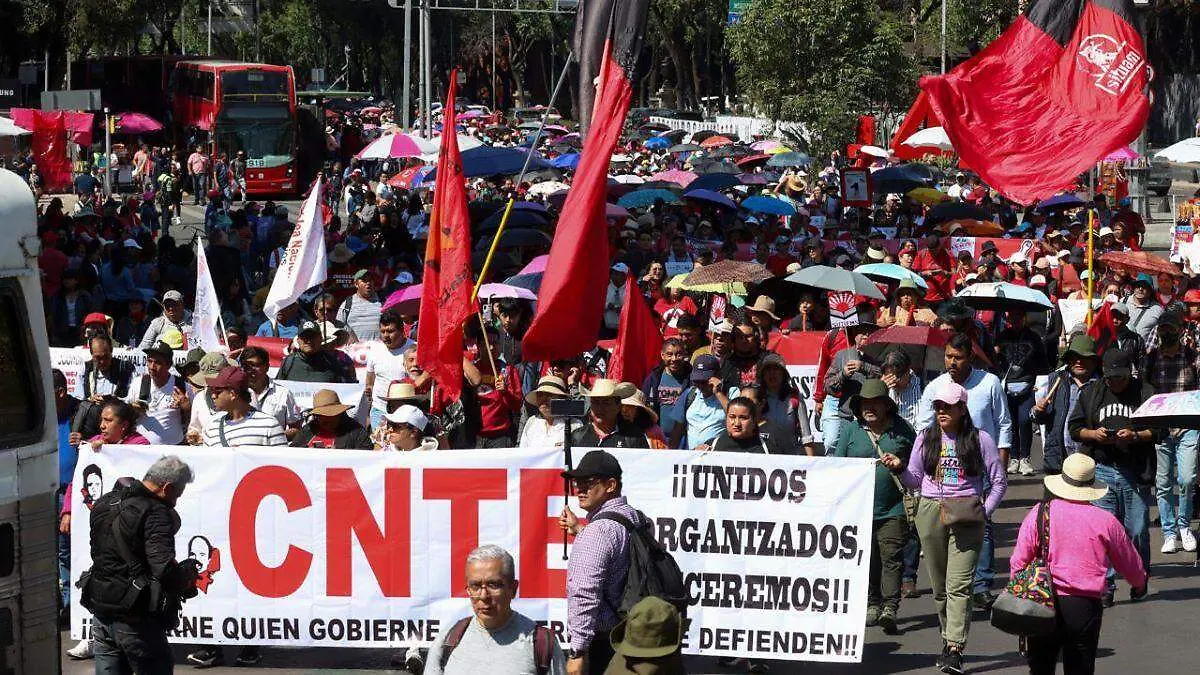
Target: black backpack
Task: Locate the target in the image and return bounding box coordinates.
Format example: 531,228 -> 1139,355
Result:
439,616 -> 553,674
592,509 -> 689,617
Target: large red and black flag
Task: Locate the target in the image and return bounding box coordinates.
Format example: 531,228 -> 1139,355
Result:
572,0 -> 650,134
921,0 -> 1149,204
522,0 -> 650,362
417,69 -> 474,399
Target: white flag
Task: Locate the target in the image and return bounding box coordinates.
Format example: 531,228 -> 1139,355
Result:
263,179 -> 327,324
192,240 -> 224,351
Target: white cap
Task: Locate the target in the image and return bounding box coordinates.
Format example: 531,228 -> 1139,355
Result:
1029,274 -> 1047,287
1080,270 -> 1092,280
162,290 -> 184,303
384,404 -> 428,430
1098,226 -> 1114,237
611,262 -> 630,274
964,272 -> 978,282
123,238 -> 142,250
1008,252 -> 1026,265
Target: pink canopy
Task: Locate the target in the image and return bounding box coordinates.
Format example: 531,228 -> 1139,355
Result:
650,169 -> 697,187
1103,146 -> 1139,162
114,112 -> 164,133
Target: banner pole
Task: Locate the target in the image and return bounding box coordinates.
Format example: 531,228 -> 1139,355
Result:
1085,210 -> 1096,326
470,52 -> 575,303
476,311 -> 500,383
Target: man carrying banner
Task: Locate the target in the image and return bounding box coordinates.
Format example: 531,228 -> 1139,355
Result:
423,545 -> 565,675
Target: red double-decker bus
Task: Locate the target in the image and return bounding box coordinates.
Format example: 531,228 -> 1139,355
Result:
171,60 -> 298,195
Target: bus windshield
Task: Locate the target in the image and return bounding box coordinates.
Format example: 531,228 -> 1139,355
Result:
216,104 -> 294,168
221,70 -> 289,97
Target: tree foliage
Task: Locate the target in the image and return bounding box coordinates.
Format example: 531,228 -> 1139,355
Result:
728,0 -> 918,157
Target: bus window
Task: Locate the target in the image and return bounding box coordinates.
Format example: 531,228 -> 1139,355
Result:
0,281 -> 42,448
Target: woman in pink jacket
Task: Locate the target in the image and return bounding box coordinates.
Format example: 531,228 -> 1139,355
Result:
1011,453 -> 1148,675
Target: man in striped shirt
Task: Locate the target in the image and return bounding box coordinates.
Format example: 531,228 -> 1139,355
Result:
199,366 -> 287,448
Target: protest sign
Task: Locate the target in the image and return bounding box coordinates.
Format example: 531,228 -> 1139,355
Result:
70,446 -> 874,662
51,346 -> 191,398
277,379 -> 369,423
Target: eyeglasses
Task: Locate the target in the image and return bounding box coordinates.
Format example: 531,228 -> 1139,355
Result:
466,580 -> 508,596
571,478 -> 600,492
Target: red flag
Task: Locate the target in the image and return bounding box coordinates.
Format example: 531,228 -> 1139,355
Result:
889,91 -> 952,160
416,70 -> 474,400
1087,301 -> 1117,352
920,0 -> 1149,204
523,0 -> 649,361
607,277 -> 663,385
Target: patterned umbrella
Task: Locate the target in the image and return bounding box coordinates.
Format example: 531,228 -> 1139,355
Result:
650,169 -> 698,187
1133,391 -> 1200,428
1099,250 -> 1181,278
683,260 -> 773,287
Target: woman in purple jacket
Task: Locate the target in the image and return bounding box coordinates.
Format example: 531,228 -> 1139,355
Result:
882,380 -> 1007,674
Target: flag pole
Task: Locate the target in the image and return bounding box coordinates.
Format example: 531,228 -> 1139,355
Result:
471,53 -> 575,303
1085,210 -> 1096,326
476,311 -> 501,384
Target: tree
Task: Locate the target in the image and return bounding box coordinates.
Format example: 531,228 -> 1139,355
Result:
728,0 -> 918,158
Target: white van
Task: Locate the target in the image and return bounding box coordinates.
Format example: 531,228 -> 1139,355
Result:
0,168 -> 59,673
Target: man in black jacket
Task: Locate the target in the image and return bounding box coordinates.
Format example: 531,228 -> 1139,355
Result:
84,455 -> 198,675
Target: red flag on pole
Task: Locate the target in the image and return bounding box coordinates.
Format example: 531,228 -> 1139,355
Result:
417,70 -> 474,400
920,0 -> 1149,204
523,0 -> 650,361
1087,301 -> 1117,352
607,277 -> 663,386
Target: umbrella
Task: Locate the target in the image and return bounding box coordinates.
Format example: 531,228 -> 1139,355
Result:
862,325 -> 951,373
650,169 -> 698,187
527,180 -> 571,196
764,145 -> 794,155
430,145 -> 552,178
387,165 -> 435,189
519,255 -> 548,275
683,188 -> 739,210
518,122 -> 541,130
1099,250 -> 1182,277
905,187 -> 947,206
738,173 -> 769,185
478,209 -> 548,232
358,132 -> 435,160
751,139 -> 784,152
735,153 -> 771,168
473,228 -> 551,250
606,203 -> 631,220
0,117 -> 30,136
383,284 -> 423,314
955,282 -> 1054,311
504,271 -> 543,293
707,145 -> 752,160
871,165 -> 928,195
696,162 -> 740,175
543,124 -> 570,135
902,126 -> 954,151
477,283 -> 538,301
612,174 -> 646,185
1154,137 -> 1200,164
690,130 -> 722,143
669,143 -> 702,154
644,136 -> 671,150
938,218 -> 1004,236
512,201 -> 549,214
1037,193 -> 1086,210
657,129 -> 688,142
683,260 -> 773,287
928,201 -> 990,223
766,151 -> 812,168
1132,391 -> 1200,428
665,275 -> 748,294
113,112 -> 164,133
1104,146 -> 1139,162
785,265 -> 886,300
689,173 -> 741,192
700,135 -> 733,149
859,145 -> 891,158
854,263 -> 929,289
618,189 -> 681,209
741,195 -> 797,216
550,153 -> 580,170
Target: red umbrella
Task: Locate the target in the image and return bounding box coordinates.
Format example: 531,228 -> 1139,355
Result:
862,325 -> 951,372
700,135 -> 733,149
114,112 -> 164,133
735,153 -> 771,168
1099,250 -> 1181,278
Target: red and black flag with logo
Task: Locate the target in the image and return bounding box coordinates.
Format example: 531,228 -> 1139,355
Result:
523,0 -> 649,362
921,0 -> 1149,204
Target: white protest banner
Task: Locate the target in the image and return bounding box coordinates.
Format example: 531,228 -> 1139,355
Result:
1057,298 -> 1093,335
51,347 -> 192,399
71,446 -> 875,663
193,240 -> 224,351
263,179 -> 327,323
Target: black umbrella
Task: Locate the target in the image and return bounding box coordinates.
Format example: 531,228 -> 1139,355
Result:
696,161 -> 739,175
474,228 -> 551,250
927,201 -> 991,224
478,209 -> 549,233
669,143 -> 702,154
689,173 -> 741,192
660,129 -> 687,142
691,130 -> 722,143
871,165 -> 929,195
639,180 -> 685,192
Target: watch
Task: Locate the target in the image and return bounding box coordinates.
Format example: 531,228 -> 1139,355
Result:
566,649 -> 582,660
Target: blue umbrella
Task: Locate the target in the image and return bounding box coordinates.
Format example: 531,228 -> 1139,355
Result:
683,188 -> 739,210
689,173 -> 741,192
478,209 -> 549,232
854,263 -> 928,289
741,195 -> 797,216
1037,193 -> 1086,211
765,151 -> 812,168
644,136 -> 671,150
512,201 -> 548,214
550,153 -> 580,170
429,146 -> 552,179
617,189 -> 682,209
872,165 -> 929,195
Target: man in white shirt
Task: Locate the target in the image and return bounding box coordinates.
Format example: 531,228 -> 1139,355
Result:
363,312 -> 413,428
239,346 -> 299,431
602,263 -> 629,337
125,341 -> 189,444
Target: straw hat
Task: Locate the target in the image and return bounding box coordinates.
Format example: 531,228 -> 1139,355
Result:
525,375 -> 569,406
1044,453 -> 1108,501
745,295 -> 780,321
383,381 -> 428,405
310,389 -> 352,417
620,389 -> 658,424
328,243 -> 355,264
583,379 -> 638,399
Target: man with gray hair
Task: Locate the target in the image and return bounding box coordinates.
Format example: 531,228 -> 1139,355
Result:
82,455 -> 199,675
422,544 -> 565,675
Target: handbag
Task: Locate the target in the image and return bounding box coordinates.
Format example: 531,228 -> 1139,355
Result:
991,502 -> 1057,636
939,496 -> 985,525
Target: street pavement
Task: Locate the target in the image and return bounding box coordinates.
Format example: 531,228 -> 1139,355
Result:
59,186 -> 1198,674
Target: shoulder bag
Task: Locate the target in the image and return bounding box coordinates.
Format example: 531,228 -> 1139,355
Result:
991,501 -> 1057,636
866,429 -> 918,523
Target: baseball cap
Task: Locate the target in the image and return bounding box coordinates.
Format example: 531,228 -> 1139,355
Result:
1111,301 -> 1130,316
561,450 -> 623,480
931,381 -> 968,406
710,320 -> 735,335
353,269 -> 372,281
206,366 -> 248,391
83,312 -> 109,326
143,340 -> 174,361
189,352 -> 235,388
690,354 -> 720,382
611,262 -> 630,274
162,290 -> 184,303
123,238 -> 142,250
383,404 -> 429,430
1029,274 -> 1047,287
1102,349 -> 1133,378
394,271 -> 415,285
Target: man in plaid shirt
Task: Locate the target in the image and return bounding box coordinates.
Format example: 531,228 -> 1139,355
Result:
1143,311 -> 1200,554
557,450 -> 640,675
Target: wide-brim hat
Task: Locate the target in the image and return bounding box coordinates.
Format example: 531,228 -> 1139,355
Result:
850,378 -> 896,417
745,295 -> 780,321
583,379 -> 638,399
1062,334 -> 1098,360
383,381 -> 428,405
310,389 -> 352,416
1044,453 -> 1108,501
621,390 -> 658,424
609,596 -> 683,660
328,243 -> 355,264
525,376 -> 569,406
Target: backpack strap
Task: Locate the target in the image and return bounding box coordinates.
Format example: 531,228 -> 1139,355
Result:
533,625 -> 553,675
438,617 -> 473,671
